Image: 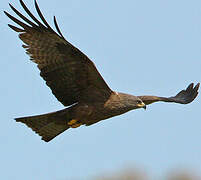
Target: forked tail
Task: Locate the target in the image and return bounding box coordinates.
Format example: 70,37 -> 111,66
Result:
15,108 -> 71,142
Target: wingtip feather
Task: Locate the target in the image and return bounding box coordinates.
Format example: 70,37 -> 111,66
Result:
195,82 -> 200,91
187,83 -> 194,91
8,24 -> 24,32
53,16 -> 64,38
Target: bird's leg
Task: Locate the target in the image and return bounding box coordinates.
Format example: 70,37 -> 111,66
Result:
68,119 -> 82,128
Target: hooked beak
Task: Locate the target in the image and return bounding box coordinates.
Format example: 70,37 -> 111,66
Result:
137,102 -> 146,110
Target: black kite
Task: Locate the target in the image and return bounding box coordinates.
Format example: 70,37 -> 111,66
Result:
5,0 -> 199,142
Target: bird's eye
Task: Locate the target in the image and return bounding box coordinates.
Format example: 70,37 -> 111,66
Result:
137,100 -> 142,104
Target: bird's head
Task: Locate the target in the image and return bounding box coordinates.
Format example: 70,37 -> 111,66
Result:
117,93 -> 146,110
135,98 -> 146,110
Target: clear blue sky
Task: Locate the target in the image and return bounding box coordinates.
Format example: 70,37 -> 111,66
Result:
1,0 -> 201,179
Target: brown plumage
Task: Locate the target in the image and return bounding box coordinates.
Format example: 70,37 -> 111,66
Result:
5,0 -> 199,142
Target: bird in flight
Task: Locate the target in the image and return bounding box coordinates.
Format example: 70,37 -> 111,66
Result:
5,0 -> 199,142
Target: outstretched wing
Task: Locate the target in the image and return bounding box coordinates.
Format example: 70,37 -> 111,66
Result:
5,0 -> 112,106
138,83 -> 200,105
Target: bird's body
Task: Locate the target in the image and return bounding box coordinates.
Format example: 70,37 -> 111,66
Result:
5,0 -> 199,142
16,92 -> 145,141
70,92 -> 145,126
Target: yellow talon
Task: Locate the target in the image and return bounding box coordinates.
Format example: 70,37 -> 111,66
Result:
68,119 -> 77,126
68,119 -> 82,128
71,123 -> 82,128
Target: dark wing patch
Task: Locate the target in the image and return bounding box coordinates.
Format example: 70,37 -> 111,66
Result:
167,83 -> 200,104
5,0 -> 112,106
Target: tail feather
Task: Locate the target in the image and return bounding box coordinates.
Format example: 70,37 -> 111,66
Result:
38,122 -> 69,142
15,109 -> 70,142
